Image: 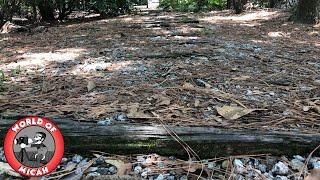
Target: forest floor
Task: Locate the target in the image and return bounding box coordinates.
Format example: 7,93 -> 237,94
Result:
0,9 -> 319,133
0,8 -> 320,180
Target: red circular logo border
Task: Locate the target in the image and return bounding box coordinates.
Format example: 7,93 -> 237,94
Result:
4,116 -> 64,177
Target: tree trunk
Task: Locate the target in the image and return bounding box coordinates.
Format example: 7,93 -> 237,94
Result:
197,0 -> 206,11
0,10 -> 4,27
227,0 -> 233,9
227,0 -> 244,13
233,0 -> 244,14
38,0 -> 55,22
269,0 -> 277,8
29,0 -> 38,22
1,1 -> 14,22
296,0 -> 320,23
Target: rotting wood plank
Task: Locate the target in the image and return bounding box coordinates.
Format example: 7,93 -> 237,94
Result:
0,118 -> 319,158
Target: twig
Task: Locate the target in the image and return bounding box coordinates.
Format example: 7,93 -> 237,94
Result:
299,144 -> 320,177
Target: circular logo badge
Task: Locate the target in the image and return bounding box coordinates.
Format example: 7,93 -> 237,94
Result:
4,116 -> 64,177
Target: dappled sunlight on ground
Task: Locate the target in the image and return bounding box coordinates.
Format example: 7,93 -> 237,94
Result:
0,9 -> 319,131
0,48 -> 86,71
70,61 -> 133,75
173,36 -> 199,40
0,37 -> 10,42
118,17 -> 135,22
200,10 -> 284,26
267,31 -> 291,38
174,26 -> 203,34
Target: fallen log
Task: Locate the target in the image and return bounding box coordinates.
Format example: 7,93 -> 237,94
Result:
0,21 -> 29,34
0,118 -> 319,158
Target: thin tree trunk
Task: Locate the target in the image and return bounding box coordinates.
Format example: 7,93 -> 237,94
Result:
38,0 -> 55,22
269,0 -> 277,8
197,0 -> 206,11
0,10 -> 4,26
1,0 -> 14,22
233,0 -> 244,14
227,0 -> 233,9
30,0 -> 38,22
296,0 -> 320,23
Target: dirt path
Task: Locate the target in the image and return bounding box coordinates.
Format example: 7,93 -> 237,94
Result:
0,9 -> 319,133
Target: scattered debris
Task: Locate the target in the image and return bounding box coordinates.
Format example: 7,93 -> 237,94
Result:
0,162 -> 22,177
305,169 -> 320,180
272,162 -> 289,175
126,104 -> 150,119
290,159 -> 305,171
216,105 -> 257,120
0,10 -> 318,132
152,94 -> 171,106
0,95 -> 8,103
72,154 -> 84,163
97,118 -> 113,126
1,149 -> 314,180
87,80 -> 96,92
114,113 -> 128,121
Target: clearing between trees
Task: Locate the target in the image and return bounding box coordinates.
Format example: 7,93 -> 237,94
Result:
0,9 -> 319,132
0,5 -> 320,180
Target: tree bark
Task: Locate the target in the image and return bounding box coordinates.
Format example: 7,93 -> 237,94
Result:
296,0 -> 320,23
233,0 -> 244,14
269,0 -> 278,8
197,0 -> 206,11
0,11 -> 4,27
38,0 -> 55,22
0,118 -> 319,158
1,1 -> 14,23
227,0 -> 232,9
29,0 -> 38,22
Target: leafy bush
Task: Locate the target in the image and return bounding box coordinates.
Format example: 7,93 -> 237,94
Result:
0,70 -> 4,91
131,0 -> 148,5
0,70 -> 4,80
160,0 -> 227,11
90,0 -> 132,17
0,0 -> 134,22
207,0 -> 227,9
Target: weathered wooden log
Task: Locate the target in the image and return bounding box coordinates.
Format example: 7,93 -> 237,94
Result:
0,21 -> 29,34
0,118 -> 319,158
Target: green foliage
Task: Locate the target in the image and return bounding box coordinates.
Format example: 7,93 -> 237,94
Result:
89,0 -> 132,16
0,0 -> 134,22
0,70 -> 4,80
0,69 -> 5,91
207,0 -> 227,9
11,65 -> 21,77
160,0 -> 227,11
131,0 -> 148,5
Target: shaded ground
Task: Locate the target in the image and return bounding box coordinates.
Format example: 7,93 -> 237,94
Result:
0,9 -> 319,133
